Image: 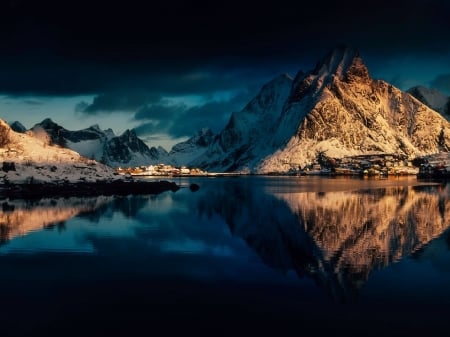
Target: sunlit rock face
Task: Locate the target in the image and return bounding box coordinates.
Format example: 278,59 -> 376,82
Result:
0,119 -> 122,184
273,185 -> 450,295
0,197 -> 113,243
191,46 -> 450,173
196,179 -> 450,300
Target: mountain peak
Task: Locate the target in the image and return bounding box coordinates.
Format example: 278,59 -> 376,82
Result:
313,45 -> 369,82
39,118 -> 58,127
10,121 -> 27,133
89,124 -> 101,131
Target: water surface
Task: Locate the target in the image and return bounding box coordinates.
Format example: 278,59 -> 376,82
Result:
1,176 -> 449,336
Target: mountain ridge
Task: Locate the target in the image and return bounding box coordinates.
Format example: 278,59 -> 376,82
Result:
191,46 -> 450,173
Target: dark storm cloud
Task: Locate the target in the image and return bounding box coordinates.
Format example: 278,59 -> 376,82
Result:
133,122 -> 161,136
77,69 -> 275,114
135,103 -> 187,121
1,0 -> 449,97
81,91 -> 162,114
430,74 -> 450,95
133,91 -> 250,138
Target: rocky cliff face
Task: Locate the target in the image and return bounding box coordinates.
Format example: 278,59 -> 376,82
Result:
103,129 -> 168,166
191,46 -> 450,173
29,119 -> 167,167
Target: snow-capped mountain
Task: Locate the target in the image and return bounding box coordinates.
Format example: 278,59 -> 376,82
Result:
0,119 -> 122,184
191,46 -> 450,173
407,85 -> 450,119
168,128 -> 215,166
190,74 -> 293,172
28,118 -> 167,167
103,129 -> 168,167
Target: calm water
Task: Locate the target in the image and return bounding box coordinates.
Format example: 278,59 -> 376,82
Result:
1,176 -> 450,336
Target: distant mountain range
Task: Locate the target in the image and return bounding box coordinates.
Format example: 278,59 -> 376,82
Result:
8,45 -> 450,172
10,118 -> 215,168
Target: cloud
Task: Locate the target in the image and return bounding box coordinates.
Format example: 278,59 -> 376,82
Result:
430,74 -> 450,96
74,68 -> 274,114
78,91 -> 162,114
23,99 -> 43,105
134,102 -> 187,121
167,96 -> 248,138
133,90 -> 251,138
133,122 -> 161,136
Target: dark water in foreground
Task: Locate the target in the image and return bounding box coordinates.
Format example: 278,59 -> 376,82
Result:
1,176 -> 450,336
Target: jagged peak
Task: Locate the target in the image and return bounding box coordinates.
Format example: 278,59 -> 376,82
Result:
39,117 -> 57,125
312,45 -> 369,81
120,129 -> 138,139
262,73 -> 293,89
242,73 -> 293,113
10,121 -> 27,133
88,124 -> 101,131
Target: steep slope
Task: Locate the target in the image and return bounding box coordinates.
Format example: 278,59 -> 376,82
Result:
168,128 -> 215,166
407,85 -> 450,119
104,129 -> 168,167
193,46 -> 450,173
190,74 -> 293,172
30,119 -> 167,167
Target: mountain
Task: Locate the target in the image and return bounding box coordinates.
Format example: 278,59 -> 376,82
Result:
10,121 -> 27,133
190,46 -> 450,173
29,118 -> 167,167
103,129 -> 168,167
0,119 -> 121,184
168,128 -> 215,166
190,74 -> 293,172
407,85 -> 450,118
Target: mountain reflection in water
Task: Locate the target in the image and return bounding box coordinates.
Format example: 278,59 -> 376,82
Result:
192,178 -> 450,300
1,179 -> 449,302
1,177 -> 450,336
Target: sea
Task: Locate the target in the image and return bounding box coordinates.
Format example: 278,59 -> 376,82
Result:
1,176 -> 449,337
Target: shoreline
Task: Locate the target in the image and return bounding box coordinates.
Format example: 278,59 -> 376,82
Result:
0,180 -> 180,199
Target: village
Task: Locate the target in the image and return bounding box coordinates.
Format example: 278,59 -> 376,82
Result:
289,152 -> 420,176
116,152 -> 444,178
117,163 -> 210,177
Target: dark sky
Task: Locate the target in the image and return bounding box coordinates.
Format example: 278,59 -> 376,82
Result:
1,0 -> 450,147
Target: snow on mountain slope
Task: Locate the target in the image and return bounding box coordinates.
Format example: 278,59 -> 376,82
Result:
190,73 -> 293,172
191,46 -> 450,173
104,129 -> 168,167
168,128 -> 214,166
0,119 -> 122,184
407,85 -> 450,119
29,119 -> 167,167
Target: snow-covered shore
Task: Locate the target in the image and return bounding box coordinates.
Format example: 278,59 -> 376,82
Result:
0,119 -> 180,197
